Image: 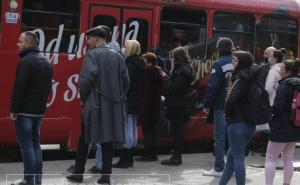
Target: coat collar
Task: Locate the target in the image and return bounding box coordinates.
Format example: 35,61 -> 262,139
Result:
19,47 -> 40,58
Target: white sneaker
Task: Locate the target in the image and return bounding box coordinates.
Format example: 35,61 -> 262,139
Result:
203,169 -> 223,177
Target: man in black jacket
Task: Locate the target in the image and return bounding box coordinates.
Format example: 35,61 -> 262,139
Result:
10,31 -> 53,185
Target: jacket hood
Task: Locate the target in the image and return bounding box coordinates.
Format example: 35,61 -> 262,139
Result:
126,55 -> 145,70
283,76 -> 300,90
238,65 -> 261,82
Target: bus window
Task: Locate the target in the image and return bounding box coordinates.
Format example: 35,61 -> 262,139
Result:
256,16 -> 298,61
93,15 -> 117,41
125,18 -> 148,54
21,0 -> 80,53
159,7 -> 207,63
213,12 -> 255,55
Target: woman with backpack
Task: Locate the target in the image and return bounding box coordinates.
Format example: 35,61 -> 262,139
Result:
220,51 -> 260,185
265,61 -> 300,185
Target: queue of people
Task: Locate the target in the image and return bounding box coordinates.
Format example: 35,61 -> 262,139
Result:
9,26 -> 300,185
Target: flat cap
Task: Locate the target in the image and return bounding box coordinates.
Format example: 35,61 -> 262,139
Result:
86,26 -> 107,38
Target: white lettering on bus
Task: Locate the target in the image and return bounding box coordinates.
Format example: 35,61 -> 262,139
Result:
47,80 -> 60,107
33,21 -> 140,65
42,21 -> 140,106
64,74 -> 80,102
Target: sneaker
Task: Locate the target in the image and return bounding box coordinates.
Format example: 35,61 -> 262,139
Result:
88,165 -> 102,174
203,169 -> 223,177
65,164 -> 75,173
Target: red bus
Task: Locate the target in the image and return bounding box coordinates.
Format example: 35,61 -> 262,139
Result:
0,0 -> 299,150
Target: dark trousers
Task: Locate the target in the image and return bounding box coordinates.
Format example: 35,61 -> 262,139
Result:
166,107 -> 186,154
74,121 -> 113,176
141,118 -> 157,155
15,116 -> 43,184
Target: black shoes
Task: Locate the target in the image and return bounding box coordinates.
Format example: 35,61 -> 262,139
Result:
161,153 -> 182,166
65,164 -> 75,173
66,174 -> 83,183
161,158 -> 182,166
112,148 -> 133,168
135,155 -> 158,162
97,175 -> 111,185
88,165 -> 102,174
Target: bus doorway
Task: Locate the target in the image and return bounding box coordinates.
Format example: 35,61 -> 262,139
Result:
89,4 -> 153,53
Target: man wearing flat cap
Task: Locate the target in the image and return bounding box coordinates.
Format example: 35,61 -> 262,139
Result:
67,26 -> 130,185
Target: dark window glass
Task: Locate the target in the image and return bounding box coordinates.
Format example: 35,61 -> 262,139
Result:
93,15 -> 117,42
256,16 -> 298,62
214,12 -> 255,33
22,0 -> 80,53
125,18 -> 148,54
213,12 -> 255,54
159,8 -> 207,61
158,8 -> 207,112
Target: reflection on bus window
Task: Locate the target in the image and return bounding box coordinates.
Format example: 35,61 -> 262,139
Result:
256,16 -> 298,62
22,0 -> 80,53
213,12 -> 255,56
125,18 -> 148,54
159,8 -> 207,62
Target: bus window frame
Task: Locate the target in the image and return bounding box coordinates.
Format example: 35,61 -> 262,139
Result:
21,0 -> 81,54
256,15 -> 298,59
159,7 -> 208,59
213,11 -> 256,53
258,15 -> 298,35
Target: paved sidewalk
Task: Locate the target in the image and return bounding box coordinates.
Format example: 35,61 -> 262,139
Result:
1,149 -> 300,185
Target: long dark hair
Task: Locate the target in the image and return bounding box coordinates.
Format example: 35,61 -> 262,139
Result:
233,51 -> 254,72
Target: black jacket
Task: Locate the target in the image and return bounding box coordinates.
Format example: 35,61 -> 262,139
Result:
164,63 -> 194,108
10,48 -> 53,114
269,76 -> 300,142
126,55 -> 145,113
225,65 -> 260,124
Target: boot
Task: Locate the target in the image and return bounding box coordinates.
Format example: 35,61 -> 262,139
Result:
66,167 -> 84,183
135,148 -> 158,162
97,175 -> 111,185
112,148 -> 133,168
66,174 -> 83,183
161,152 -> 182,166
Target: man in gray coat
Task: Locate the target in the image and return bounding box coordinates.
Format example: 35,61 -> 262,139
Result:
67,26 -> 130,185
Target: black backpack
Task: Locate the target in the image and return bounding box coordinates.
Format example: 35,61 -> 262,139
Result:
257,63 -> 270,88
246,80 -> 272,125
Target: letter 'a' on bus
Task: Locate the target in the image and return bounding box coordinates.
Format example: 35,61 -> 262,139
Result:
0,0 -> 299,150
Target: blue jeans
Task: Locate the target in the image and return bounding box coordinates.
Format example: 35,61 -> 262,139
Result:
15,116 -> 43,184
219,121 -> 255,185
214,109 -> 227,172
123,114 -> 138,149
95,144 -> 102,169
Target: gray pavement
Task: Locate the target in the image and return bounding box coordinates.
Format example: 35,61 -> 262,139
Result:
1,149 -> 300,185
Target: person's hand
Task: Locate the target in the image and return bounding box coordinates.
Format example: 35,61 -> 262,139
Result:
159,70 -> 167,77
203,108 -> 209,115
9,112 -> 17,120
80,101 -> 84,107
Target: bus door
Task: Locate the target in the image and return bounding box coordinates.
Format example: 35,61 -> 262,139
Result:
89,4 -> 153,53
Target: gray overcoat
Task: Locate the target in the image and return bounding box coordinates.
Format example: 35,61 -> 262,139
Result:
79,44 -> 130,144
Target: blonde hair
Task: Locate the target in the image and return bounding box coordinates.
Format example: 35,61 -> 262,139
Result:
125,40 -> 141,57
